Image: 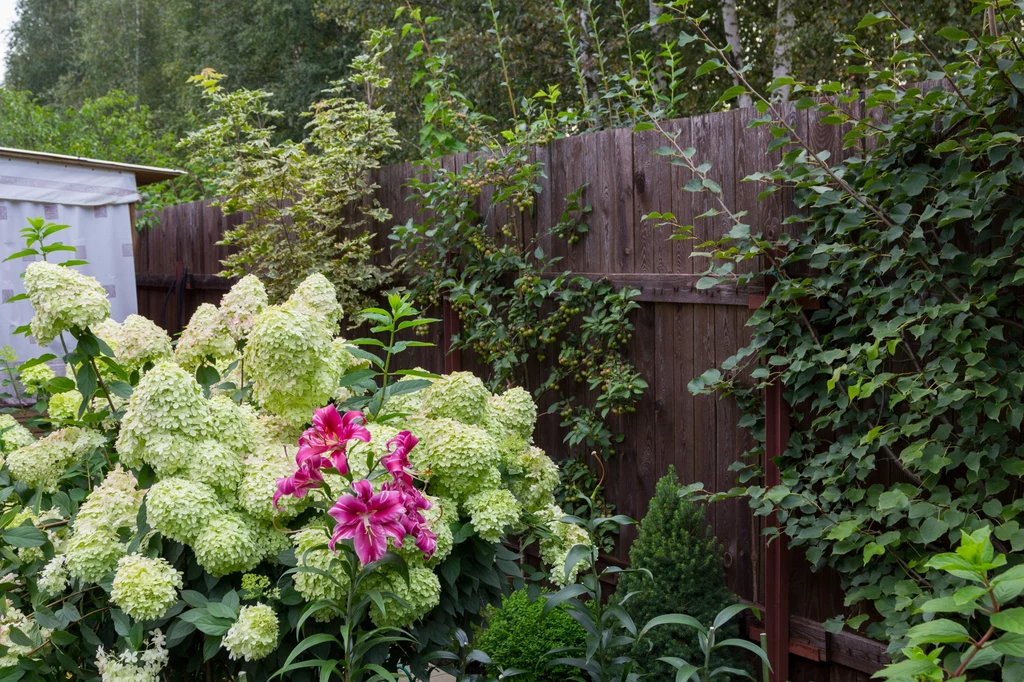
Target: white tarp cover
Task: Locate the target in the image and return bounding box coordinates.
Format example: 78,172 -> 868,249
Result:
0,156 -> 140,206
0,162 -> 140,372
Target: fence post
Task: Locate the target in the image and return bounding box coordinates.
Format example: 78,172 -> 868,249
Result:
764,378 -> 791,682
756,273 -> 790,682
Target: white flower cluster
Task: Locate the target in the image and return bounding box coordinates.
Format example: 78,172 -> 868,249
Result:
23,261 -> 110,344
0,599 -> 51,668
136,417 -> 291,577
219,274 -> 269,340
463,488 -> 522,543
363,567 -> 441,629
95,629 -> 169,682
394,373 -> 587,588
65,466 -> 146,583
0,414 -> 34,454
174,304 -> 237,372
7,427 -> 105,492
245,299 -> 337,424
222,603 -> 279,661
288,273 -> 341,330
290,527 -> 349,622
47,390 -> 84,422
18,362 -> 54,395
111,554 -> 183,621
110,315 -> 174,371
116,362 -> 209,474
536,504 -> 593,587
10,506 -> 65,564
37,554 -> 70,596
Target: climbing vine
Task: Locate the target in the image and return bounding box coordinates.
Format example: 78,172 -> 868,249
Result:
387,4 -> 666,532
653,0 -> 1024,674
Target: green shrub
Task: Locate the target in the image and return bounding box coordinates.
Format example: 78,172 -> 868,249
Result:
615,467 -> 741,679
476,588 -> 586,681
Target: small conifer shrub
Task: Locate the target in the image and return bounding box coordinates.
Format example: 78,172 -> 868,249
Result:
615,467 -> 741,679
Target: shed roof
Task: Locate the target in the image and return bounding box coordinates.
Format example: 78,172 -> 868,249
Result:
0,147 -> 186,187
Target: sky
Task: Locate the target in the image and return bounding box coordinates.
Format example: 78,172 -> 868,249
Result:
0,0 -> 17,83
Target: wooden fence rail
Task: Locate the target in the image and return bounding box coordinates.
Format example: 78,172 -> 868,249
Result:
132,104 -> 888,682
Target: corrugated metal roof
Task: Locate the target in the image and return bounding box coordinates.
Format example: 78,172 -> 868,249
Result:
0,147 -> 186,186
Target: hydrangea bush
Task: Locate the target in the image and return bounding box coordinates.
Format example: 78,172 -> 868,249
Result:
0,220 -> 582,681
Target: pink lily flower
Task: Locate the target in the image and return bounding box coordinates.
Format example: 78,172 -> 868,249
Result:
382,431 -> 419,483
415,527 -> 438,556
297,407 -> 371,475
273,460 -> 324,510
328,479 -> 407,565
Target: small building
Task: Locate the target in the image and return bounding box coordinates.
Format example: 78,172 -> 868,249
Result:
0,147 -> 184,368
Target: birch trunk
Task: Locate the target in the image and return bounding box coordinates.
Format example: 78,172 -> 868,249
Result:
772,0 -> 796,101
720,0 -> 753,108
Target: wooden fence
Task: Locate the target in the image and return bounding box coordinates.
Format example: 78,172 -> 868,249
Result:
132,105 -> 888,682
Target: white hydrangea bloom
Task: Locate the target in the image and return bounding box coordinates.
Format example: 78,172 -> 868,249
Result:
412,418 -> 501,504
111,554 -> 183,621
47,390 -> 83,422
504,445 -> 560,513
192,512 -> 260,577
174,303 -> 236,372
485,387 -> 537,442
421,372 -> 491,425
145,478 -> 222,544
205,395 -> 255,455
250,413 -> 304,447
92,317 -> 123,349
23,261 -> 110,344
287,273 -> 341,331
65,466 -> 144,584
183,440 -> 244,498
380,374 -> 430,417
363,567 -> 441,629
464,488 -> 522,543
116,362 -> 208,475
537,504 -> 592,587
222,603 -> 279,661
0,415 -> 34,454
245,300 -> 336,423
115,315 -> 173,371
74,466 -> 145,535
219,275 -> 269,340
95,629 -> 169,682
18,363 -> 55,396
236,444 -> 305,523
393,495 -> 454,569
291,527 -> 349,622
65,526 -> 126,584
11,507 -> 64,564
7,427 -> 105,492
250,522 -> 291,564
0,599 -> 49,668
37,554 -> 70,596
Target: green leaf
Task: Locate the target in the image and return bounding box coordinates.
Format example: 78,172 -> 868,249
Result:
2,524 -> 47,548
178,609 -> 233,636
992,608 -> 1024,634
206,602 -> 237,620
3,248 -> 39,262
180,590 -> 208,608
563,544 -> 592,584
641,614 -> 706,638
165,618 -> 196,648
937,26 -> 969,41
856,12 -> 890,29
713,604 -> 750,629
906,618 -> 970,645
